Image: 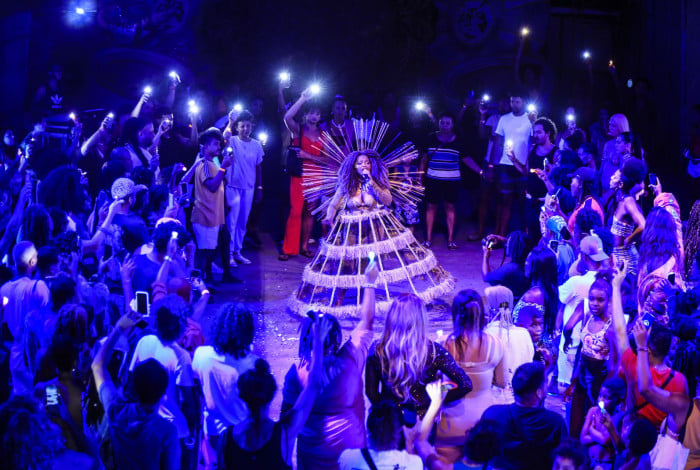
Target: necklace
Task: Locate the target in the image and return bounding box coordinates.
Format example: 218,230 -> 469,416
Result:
331,119 -> 345,130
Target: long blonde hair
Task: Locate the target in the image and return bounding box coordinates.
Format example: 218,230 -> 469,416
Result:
375,294 -> 430,403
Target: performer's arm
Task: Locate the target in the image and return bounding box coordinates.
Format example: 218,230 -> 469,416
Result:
324,187 -> 344,224
369,180 -> 392,206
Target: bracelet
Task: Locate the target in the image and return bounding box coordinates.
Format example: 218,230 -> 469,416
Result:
164,256 -> 173,263
201,289 -> 210,296
637,347 -> 649,352
363,282 -> 377,289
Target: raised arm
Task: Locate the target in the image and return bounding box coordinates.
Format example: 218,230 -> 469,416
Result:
281,316 -> 329,463
284,88 -> 314,137
356,260 -> 378,333
611,264 -> 630,354
414,381 -> 451,470
92,310 -> 140,393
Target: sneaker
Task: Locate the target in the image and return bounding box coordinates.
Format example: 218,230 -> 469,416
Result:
233,253 -> 252,265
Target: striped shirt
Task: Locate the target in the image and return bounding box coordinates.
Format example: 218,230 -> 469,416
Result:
425,136 -> 463,181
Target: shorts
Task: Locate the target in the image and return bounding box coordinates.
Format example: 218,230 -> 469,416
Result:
192,223 -> 219,250
497,164 -> 526,195
424,177 -> 460,204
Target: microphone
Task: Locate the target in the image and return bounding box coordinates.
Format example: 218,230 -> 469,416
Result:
362,170 -> 370,183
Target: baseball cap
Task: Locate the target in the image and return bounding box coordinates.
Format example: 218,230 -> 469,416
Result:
568,166 -> 597,183
111,177 -> 147,200
580,235 -> 609,262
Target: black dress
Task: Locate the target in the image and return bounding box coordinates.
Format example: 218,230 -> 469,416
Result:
365,340 -> 472,420
219,422 -> 291,470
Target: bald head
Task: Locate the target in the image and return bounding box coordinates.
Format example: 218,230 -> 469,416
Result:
12,241 -> 38,276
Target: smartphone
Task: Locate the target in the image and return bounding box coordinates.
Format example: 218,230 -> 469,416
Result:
45,385 -> 59,406
668,272 -> 676,285
135,291 -> 150,316
180,183 -> 188,195
598,400 -> 607,414
641,312 -> 657,329
548,239 -> 559,254
649,173 -> 658,186
441,379 -> 458,392
103,244 -> 113,259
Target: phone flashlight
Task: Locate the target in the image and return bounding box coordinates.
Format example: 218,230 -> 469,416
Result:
143,86 -> 152,95
520,27 -> 530,37
279,71 -> 290,81
309,83 -> 321,95
566,113 -> 575,122
527,103 -> 537,113
598,400 -> 606,414
609,60 -> 614,67
258,132 -> 268,145
107,112 -> 114,119
69,112 -> 77,121
482,93 -> 490,102
415,101 -> 426,111
582,50 -> 591,60
506,139 -> 514,148
171,231 -> 178,240
233,103 -> 243,112
2,296 -> 8,307
368,251 -> 376,262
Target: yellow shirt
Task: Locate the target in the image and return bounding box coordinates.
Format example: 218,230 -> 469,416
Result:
192,158 -> 225,227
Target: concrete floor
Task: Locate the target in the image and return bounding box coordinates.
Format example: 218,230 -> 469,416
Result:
203,228 -> 564,419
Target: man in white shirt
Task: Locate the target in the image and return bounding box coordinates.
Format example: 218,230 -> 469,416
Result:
490,90 -> 534,235
338,400 -> 422,470
225,110 -> 264,266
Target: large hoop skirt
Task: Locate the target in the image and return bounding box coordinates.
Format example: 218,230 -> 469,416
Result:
289,207 -> 455,318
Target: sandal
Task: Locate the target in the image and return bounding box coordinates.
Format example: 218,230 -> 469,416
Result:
278,253 -> 290,261
300,249 -> 314,258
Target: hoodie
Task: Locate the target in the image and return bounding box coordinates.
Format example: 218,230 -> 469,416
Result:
99,381 -> 180,470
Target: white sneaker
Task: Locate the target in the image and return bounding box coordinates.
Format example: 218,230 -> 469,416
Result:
233,253 -> 252,265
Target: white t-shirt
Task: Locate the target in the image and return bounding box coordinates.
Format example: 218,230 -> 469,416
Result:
227,135 -> 263,190
338,448 -> 423,470
484,322 -> 534,404
192,345 -> 258,436
494,112 -> 532,166
129,334 -> 194,438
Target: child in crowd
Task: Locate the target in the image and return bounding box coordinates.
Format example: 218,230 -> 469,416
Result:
580,377 -> 626,470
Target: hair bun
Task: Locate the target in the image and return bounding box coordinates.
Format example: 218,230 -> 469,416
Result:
254,358 -> 270,375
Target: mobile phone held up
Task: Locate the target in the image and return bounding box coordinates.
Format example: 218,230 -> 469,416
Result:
649,173 -> 658,186
45,384 -> 59,406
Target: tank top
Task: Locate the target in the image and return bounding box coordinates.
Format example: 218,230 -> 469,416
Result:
220,422 -> 291,470
580,315 -> 611,361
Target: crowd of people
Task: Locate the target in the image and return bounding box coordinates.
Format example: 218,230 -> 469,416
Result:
0,61 -> 698,470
